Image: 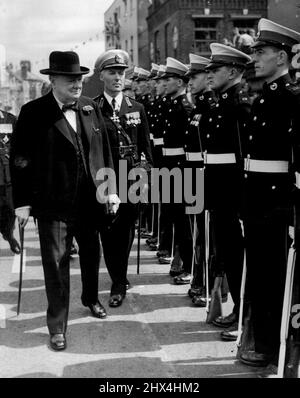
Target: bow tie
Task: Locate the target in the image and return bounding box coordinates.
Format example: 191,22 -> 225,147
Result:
62,102 -> 79,112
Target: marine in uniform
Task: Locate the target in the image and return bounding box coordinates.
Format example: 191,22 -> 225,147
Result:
0,110 -> 20,254
195,44 -> 252,337
94,49 -> 153,308
159,57 -> 194,284
239,19 -> 300,370
183,54 -> 214,301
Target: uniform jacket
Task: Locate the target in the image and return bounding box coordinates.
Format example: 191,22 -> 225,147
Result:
94,93 -> 153,180
149,95 -> 171,168
197,83 -> 251,210
10,91 -> 115,221
242,74 -> 300,219
162,93 -> 193,169
0,110 -> 16,187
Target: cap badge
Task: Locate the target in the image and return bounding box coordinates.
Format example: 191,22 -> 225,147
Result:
222,93 -> 228,99
115,55 -> 123,64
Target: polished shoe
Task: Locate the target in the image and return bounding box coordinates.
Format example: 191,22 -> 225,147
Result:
174,272 -> 192,285
157,250 -> 170,258
192,295 -> 211,307
159,255 -> 172,265
109,293 -> 125,308
85,300 -> 107,319
149,243 -> 159,251
188,286 -> 204,298
146,237 -> 157,245
212,312 -> 237,328
49,333 -> 66,351
220,322 -> 239,341
240,350 -> 270,367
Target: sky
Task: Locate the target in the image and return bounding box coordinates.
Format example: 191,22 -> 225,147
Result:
0,0 -> 114,77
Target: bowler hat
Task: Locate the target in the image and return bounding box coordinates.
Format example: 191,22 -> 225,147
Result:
40,51 -> 90,75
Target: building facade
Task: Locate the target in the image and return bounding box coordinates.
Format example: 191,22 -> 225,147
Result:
268,0 -> 300,31
104,0 -> 151,68
147,0 -> 268,64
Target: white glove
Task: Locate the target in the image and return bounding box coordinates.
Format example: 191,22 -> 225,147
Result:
15,206 -> 31,228
295,172 -> 300,189
289,226 -> 295,241
107,194 -> 121,215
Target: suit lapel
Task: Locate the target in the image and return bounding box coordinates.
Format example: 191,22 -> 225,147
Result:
77,99 -> 93,145
46,92 -> 75,146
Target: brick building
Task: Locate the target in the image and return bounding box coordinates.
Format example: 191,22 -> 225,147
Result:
104,0 -> 151,68
268,0 -> 300,31
147,0 -> 268,64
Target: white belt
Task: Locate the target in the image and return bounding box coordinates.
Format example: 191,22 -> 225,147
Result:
205,153 -> 236,165
244,159 -> 289,173
154,138 -> 164,146
0,124 -> 13,134
163,147 -> 185,157
186,152 -> 203,162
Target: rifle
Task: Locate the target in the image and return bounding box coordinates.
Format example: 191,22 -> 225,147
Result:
277,242 -> 296,378
205,210 -> 210,314
137,202 -> 142,275
17,224 -> 24,316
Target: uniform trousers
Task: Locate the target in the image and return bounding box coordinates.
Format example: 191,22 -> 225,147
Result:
159,203 -> 193,273
99,203 -> 138,296
244,216 -> 289,358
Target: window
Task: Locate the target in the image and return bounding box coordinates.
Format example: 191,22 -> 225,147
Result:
154,30 -> 160,63
194,19 -> 217,53
130,36 -> 134,63
164,23 -> 170,58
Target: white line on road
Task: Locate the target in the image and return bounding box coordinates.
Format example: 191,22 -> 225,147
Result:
0,305 -> 6,328
11,250 -> 27,274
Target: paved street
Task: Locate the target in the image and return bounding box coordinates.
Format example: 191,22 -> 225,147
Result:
0,218 -> 261,379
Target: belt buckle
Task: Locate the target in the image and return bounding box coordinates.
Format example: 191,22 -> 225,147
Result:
119,146 -> 126,158
245,157 -> 250,172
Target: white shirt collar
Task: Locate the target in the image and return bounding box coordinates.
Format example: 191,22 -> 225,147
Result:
104,92 -> 123,110
52,92 -> 77,111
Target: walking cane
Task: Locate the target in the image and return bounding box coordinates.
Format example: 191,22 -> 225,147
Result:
277,242 -> 296,378
191,214 -> 197,285
236,249 -> 247,349
205,210 -> 210,313
157,202 -> 161,249
17,223 -> 25,316
137,203 -> 142,275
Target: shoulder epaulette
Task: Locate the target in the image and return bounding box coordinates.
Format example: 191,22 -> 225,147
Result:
125,96 -> 133,107
286,82 -> 300,95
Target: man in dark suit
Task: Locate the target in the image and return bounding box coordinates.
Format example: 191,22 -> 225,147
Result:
94,49 -> 153,308
10,51 -> 119,351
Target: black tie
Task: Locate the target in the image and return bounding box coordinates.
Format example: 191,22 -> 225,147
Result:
62,102 -> 79,113
111,98 -> 117,113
